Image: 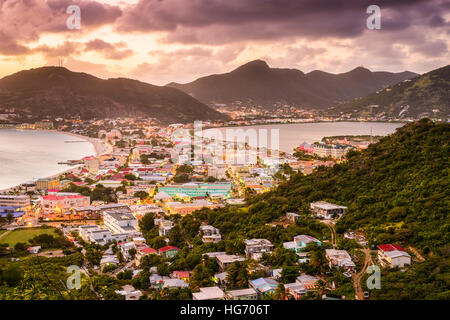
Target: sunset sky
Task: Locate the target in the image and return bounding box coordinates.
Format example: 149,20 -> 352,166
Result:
0,0 -> 449,85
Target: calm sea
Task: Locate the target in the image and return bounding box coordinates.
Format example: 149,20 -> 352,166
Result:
0,129 -> 95,190
204,121 -> 405,153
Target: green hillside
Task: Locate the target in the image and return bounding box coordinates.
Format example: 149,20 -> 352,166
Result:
193,119 -> 449,299
329,65 -> 450,118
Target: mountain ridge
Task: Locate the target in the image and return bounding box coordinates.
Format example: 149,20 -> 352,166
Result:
167,60 -> 418,109
0,66 -> 228,124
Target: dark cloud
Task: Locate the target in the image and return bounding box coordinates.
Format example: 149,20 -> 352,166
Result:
118,0 -> 448,44
0,0 -> 122,42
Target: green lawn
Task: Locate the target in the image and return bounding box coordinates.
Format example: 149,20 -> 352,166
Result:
0,230 -> 6,236
0,227 -> 58,246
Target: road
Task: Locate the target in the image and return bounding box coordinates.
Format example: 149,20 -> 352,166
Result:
352,248 -> 373,300
321,220 -> 337,247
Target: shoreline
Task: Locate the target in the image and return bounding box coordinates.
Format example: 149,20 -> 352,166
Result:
0,129 -> 112,194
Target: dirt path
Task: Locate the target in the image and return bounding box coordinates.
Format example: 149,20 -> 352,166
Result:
322,221 -> 337,247
352,249 -> 371,300
0,230 -> 11,241
408,246 -> 425,262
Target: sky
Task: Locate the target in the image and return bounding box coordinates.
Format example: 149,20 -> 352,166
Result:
0,0 -> 449,85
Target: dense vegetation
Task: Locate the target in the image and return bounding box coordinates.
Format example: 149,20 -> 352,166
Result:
0,67 -> 228,123
183,119 -> 449,299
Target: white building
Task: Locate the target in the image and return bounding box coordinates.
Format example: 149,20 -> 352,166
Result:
103,210 -> 141,238
244,239 -> 274,260
192,287 -> 225,300
325,249 -> 356,271
200,225 -> 221,243
310,201 -> 347,219
0,195 -> 31,208
377,244 -> 411,268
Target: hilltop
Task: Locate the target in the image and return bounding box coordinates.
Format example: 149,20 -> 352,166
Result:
0,67 -> 228,124
329,65 -> 450,118
168,60 -> 417,109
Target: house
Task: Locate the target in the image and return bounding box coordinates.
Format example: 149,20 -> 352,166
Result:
296,274 -> 319,290
103,210 -> 141,238
192,287 -> 225,300
284,282 -> 307,299
159,245 -> 180,258
135,247 -> 157,266
120,242 -> 137,261
271,268 -> 282,281
226,288 -> 258,300
115,285 -> 143,300
100,255 -> 119,267
286,212 -> 300,223
154,218 -> 173,237
171,271 -> 190,283
27,246 -> 41,254
293,235 -> 322,251
377,244 -> 411,268
310,201 -> 347,219
41,194 -> 90,215
325,249 -> 356,271
162,279 -> 189,290
249,278 -> 279,295
244,239 -> 274,260
216,254 -> 246,271
200,224 -> 222,243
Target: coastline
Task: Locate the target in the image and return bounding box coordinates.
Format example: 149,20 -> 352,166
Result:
0,128 -> 111,194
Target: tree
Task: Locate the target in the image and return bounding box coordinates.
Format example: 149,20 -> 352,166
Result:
134,191 -> 149,200
281,266 -> 300,284
226,261 -> 249,290
139,213 -> 155,232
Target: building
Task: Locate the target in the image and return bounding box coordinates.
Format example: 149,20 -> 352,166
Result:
72,204 -> 131,219
286,212 -> 300,223
165,200 -> 221,215
159,245 -> 180,258
154,218 -> 174,237
78,225 -> 130,244
41,194 -> 90,215
226,288 -> 258,300
192,287 -> 225,300
296,274 -> 319,290
377,244 -> 411,268
249,278 -> 279,295
159,182 -> 232,199
325,249 -> 356,271
82,156 -> 100,173
310,201 -> 347,219
216,254 -> 246,271
293,235 -> 322,252
36,178 -> 59,190
115,285 -> 143,300
207,164 -> 227,179
244,239 -> 274,260
284,282 -> 307,299
103,210 -> 141,238
200,225 -> 221,243
0,195 -> 31,209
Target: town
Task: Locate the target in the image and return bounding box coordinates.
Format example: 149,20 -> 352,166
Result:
0,116 -> 420,301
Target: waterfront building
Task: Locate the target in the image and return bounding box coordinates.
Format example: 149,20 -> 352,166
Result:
0,195 -> 31,209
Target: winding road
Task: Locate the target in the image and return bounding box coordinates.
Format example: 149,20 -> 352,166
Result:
352,249 -> 373,300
